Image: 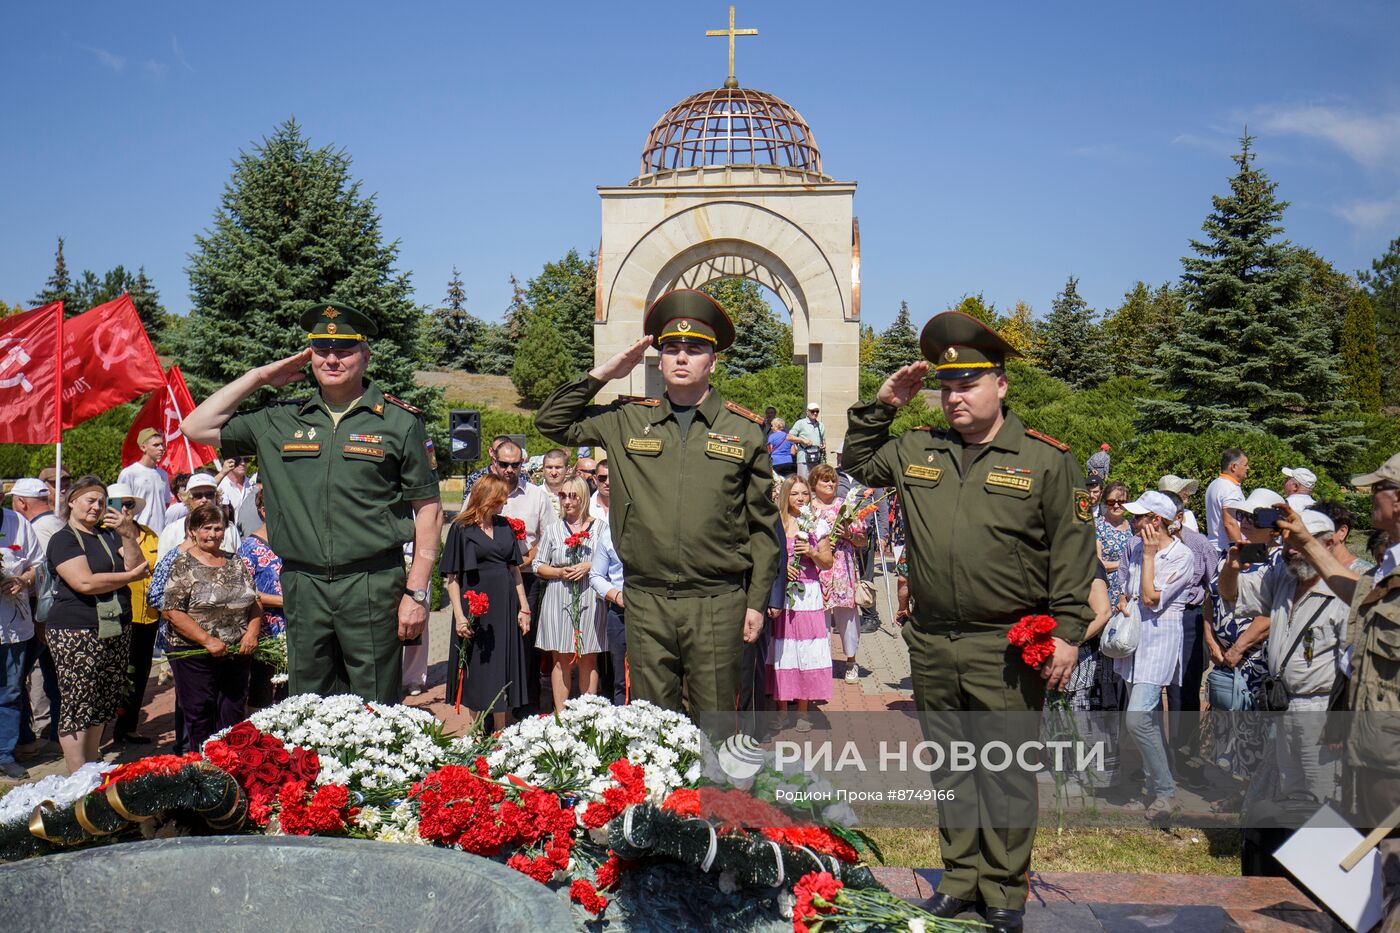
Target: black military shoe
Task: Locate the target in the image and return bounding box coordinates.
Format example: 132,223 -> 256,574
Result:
983,907 -> 1024,932
925,892 -> 973,918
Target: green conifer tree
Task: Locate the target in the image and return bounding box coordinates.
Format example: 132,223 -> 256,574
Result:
515,250 -> 596,378
1101,282 -> 1180,377
1034,276 -> 1108,388
130,267 -> 167,341
1341,291 -> 1382,412
949,293 -> 999,327
1359,234 -> 1400,405
428,267 -> 485,371
1136,134 -> 1356,466
703,278 -> 788,375
176,119 -> 441,422
33,236 -> 75,312
871,301 -> 921,378
511,307 -> 573,406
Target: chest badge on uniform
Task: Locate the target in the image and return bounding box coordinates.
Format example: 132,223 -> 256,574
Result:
904,464 -> 942,481
294,430 -> 304,438
373,403 -> 384,414
643,424 -> 651,435
343,443 -> 385,459
626,437 -> 663,454
282,442 -> 321,454
1074,489 -> 1093,523
307,427 -> 317,440
348,433 -> 383,444
705,440 -> 745,460
985,468 -> 1033,493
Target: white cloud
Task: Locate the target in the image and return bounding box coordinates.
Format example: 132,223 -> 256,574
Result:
1255,105 -> 1400,171
1335,190 -> 1400,229
171,35 -> 193,72
89,46 -> 126,73
141,59 -> 168,78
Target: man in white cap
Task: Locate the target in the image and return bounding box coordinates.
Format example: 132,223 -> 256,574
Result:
156,474 -> 240,559
0,488 -> 43,779
7,479 -> 62,549
1205,448 -> 1249,554
117,427 -> 172,533
1281,467 -> 1317,499
106,483 -> 162,746
1116,490 -> 1194,817
789,401 -> 826,478
6,478 -> 62,759
1243,508 -> 1349,803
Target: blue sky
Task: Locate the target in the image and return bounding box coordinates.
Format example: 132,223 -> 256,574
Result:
2,1 -> 1398,331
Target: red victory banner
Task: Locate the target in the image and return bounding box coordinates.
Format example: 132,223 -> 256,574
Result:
121,366 -> 217,474
61,294 -> 165,429
0,302 -> 64,444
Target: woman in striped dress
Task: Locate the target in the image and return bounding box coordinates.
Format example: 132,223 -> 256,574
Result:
766,475 -> 834,732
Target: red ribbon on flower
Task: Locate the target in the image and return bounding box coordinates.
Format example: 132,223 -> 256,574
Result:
96,752 -> 203,790
1007,613 -> 1058,669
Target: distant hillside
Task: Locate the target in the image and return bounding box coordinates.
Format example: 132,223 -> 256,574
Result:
416,371 -> 532,415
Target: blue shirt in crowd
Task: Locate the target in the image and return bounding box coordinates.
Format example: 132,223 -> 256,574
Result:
767,431 -> 793,467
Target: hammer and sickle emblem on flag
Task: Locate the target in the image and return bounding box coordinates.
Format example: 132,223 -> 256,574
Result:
91,325 -> 141,372
0,337 -> 34,393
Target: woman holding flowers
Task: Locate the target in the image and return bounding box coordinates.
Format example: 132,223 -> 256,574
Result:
766,475 -> 834,731
161,502 -> 260,747
534,476 -> 603,712
806,464 -> 867,684
443,475 -> 532,731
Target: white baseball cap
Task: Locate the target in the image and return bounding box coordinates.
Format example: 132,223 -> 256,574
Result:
105,483 -> 146,513
8,477 -> 49,499
186,473 -> 218,491
1281,467 -> 1317,490
1300,509 -> 1336,536
1232,488 -> 1285,515
1157,474 -> 1200,499
806,401 -> 820,411
1124,490 -> 1179,521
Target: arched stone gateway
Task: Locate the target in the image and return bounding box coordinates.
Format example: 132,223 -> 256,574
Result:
595,82 -> 861,450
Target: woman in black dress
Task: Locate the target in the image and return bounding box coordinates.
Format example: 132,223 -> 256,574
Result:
442,475 -> 532,731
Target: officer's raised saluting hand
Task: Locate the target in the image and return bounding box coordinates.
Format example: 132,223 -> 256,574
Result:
876,361 -> 931,408
256,348 -> 313,388
588,336 -> 653,383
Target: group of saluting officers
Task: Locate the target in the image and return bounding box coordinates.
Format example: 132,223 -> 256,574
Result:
184,290 -> 1400,933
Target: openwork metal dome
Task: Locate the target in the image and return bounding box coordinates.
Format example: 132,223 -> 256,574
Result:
639,86 -> 823,177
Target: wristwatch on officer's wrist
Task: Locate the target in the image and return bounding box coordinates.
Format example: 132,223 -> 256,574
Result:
406,588 -> 430,605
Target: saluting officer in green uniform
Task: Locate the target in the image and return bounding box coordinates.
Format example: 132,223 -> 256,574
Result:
182,303 -> 442,705
843,311 -> 1095,933
534,289 -> 780,713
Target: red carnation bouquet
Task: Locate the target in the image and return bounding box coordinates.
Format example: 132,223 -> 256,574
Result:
455,590 -> 490,713
562,529 -> 592,659
203,721 -> 330,828
506,516 -> 527,540
1007,613 -> 1058,669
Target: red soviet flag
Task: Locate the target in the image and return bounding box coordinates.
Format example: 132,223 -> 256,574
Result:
61,294 -> 165,429
121,366 -> 217,473
0,302 -> 64,444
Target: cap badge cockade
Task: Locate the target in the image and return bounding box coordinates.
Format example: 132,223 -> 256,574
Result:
944,347 -> 958,362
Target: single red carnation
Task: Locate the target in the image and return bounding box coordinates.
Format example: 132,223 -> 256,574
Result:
662,788 -> 701,817
569,879 -> 608,915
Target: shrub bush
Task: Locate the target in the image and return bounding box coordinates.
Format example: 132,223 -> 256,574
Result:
1113,429 -> 1341,507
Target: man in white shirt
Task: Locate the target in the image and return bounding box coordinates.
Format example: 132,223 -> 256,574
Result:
788,402 -> 826,479
5,478 -> 63,760
588,518 -> 626,704
7,479 -> 63,550
589,459 -> 611,520
117,428 -> 173,533
1281,466 -> 1317,499
492,441 -> 551,712
1205,448 -> 1249,553
157,474 -> 241,559
0,504 -> 43,778
540,448 -> 569,518
216,456 -> 254,532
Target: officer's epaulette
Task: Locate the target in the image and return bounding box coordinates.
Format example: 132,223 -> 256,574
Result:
274,396 -> 308,406
383,393 -> 423,415
723,400 -> 764,425
1025,429 -> 1070,452
617,395 -> 660,407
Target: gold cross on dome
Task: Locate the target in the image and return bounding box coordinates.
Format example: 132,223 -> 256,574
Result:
705,5 -> 758,89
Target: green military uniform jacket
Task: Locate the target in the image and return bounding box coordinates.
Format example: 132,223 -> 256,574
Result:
843,400 -> 1095,643
535,375 -> 780,612
1342,571 -> 1400,770
219,380 -> 439,574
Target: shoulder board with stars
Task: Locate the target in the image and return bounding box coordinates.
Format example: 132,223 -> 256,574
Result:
617,395 -> 660,407
722,400 -> 764,425
383,393 -> 422,416
1025,429 -> 1070,452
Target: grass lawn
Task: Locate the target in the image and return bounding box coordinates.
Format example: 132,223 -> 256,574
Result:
866,826 -> 1243,875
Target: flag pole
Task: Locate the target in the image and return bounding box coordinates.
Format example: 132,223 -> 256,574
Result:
167,378 -> 199,470
54,440 -> 62,506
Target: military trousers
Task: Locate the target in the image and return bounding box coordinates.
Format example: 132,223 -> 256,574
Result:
282,562 -> 407,705
622,585 -> 746,714
903,624 -> 1045,910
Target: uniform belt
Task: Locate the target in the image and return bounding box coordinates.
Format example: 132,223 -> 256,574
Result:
626,574 -> 746,598
282,550 -> 403,579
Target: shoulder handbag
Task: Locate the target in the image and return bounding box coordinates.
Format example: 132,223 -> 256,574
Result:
1099,600 -> 1141,659
1261,596 -> 1335,712
855,579 -> 876,608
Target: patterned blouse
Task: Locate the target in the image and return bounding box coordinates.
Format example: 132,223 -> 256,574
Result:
237,534 -> 285,637
162,551 -> 258,650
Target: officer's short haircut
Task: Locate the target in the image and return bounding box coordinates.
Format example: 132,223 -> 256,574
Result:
596,459 -> 608,470
1220,448 -> 1246,472
544,448 -> 568,465
1315,500 -> 1355,535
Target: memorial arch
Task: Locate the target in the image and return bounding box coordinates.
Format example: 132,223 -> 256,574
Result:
594,80 -> 862,449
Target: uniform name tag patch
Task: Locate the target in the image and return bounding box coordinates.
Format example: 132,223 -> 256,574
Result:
282,443 -> 321,453
626,437 -> 663,453
348,433 -> 382,444
904,465 -> 942,481
985,472 -> 1033,492
705,440 -> 745,459
343,444 -> 385,458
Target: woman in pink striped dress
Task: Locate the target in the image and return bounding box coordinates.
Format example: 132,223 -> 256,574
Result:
766,475 -> 835,731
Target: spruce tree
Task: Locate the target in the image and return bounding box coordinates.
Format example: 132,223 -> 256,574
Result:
1101,282 -> 1180,377
34,236 -> 75,312
1136,134 -> 1355,466
1341,291 -> 1382,412
1034,276 -> 1108,388
428,267 -> 485,371
130,266 -> 167,340
511,307 -> 572,406
176,119 -> 441,422
703,278 -> 788,375
1359,234 -> 1400,405
871,301 -> 921,378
